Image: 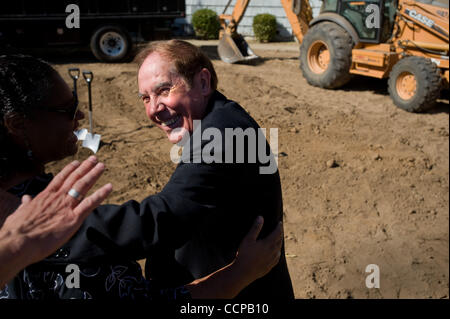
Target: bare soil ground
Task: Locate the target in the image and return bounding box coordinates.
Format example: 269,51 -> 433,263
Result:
47,40 -> 449,299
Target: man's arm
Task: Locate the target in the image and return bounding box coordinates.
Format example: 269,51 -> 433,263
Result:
66,162 -> 224,262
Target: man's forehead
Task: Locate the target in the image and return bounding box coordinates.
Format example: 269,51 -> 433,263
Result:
138,61 -> 187,92
140,52 -> 173,72
139,54 -> 175,82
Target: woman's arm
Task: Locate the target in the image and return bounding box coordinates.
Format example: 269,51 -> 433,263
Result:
0,157 -> 112,289
185,216 -> 283,299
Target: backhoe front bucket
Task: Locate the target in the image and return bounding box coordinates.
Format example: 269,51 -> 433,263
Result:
218,33 -> 259,64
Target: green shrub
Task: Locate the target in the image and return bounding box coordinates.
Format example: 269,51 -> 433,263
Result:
253,14 -> 277,42
192,9 -> 221,40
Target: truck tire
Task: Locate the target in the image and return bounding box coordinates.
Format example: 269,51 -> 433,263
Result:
300,22 -> 353,89
90,25 -> 132,62
388,56 -> 442,112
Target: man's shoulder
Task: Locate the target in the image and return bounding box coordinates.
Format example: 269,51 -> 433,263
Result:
202,91 -> 258,131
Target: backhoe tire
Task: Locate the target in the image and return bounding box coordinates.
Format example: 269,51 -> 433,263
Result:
388,56 -> 442,113
300,22 -> 353,89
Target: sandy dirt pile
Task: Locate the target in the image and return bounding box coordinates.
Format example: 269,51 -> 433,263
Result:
48,41 -> 449,299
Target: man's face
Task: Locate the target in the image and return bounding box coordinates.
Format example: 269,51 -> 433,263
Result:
138,52 -> 210,144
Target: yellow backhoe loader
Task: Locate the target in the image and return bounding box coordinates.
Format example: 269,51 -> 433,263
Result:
218,0 -> 449,112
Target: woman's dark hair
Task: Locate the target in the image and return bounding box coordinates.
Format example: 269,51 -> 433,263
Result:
0,54 -> 57,180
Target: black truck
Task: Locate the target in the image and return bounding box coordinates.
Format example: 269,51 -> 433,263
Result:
0,0 -> 186,62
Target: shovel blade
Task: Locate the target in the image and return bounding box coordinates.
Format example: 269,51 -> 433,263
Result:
74,128 -> 88,141
218,33 -> 259,64
82,133 -> 101,154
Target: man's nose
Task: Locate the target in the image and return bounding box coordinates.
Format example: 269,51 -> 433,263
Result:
147,99 -> 165,117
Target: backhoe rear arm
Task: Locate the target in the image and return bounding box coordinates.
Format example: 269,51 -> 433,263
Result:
219,0 -> 313,42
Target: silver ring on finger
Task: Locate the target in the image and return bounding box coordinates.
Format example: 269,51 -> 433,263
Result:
68,188 -> 84,201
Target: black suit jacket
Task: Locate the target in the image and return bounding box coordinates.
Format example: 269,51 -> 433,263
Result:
145,91 -> 294,299
44,91 -> 294,299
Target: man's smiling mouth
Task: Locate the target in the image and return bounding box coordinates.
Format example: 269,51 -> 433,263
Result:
159,114 -> 181,128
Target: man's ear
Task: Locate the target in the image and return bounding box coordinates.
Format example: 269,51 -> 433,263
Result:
198,68 -> 211,95
3,114 -> 26,137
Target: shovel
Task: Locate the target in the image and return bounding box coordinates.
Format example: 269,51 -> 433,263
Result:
68,68 -> 89,142
81,70 -> 101,154
68,68 -> 80,94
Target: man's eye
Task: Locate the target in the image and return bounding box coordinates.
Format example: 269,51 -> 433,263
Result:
141,96 -> 150,103
159,88 -> 170,95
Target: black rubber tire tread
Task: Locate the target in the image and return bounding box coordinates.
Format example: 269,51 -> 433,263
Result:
300,22 -> 353,89
388,56 -> 442,113
90,25 -> 132,63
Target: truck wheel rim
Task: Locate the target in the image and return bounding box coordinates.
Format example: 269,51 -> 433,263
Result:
99,32 -> 125,57
396,71 -> 417,100
307,40 -> 330,74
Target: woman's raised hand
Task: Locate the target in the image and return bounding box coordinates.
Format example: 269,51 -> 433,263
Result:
0,156 -> 112,287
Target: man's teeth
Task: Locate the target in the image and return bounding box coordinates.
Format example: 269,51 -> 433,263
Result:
162,115 -> 180,126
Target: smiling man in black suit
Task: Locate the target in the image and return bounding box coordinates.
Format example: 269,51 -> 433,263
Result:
136,39 -> 294,299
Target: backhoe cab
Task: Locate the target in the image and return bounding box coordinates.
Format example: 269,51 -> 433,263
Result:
218,0 -> 449,112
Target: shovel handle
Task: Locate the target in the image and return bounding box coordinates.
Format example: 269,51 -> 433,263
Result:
68,68 -> 80,94
82,71 -> 93,112
68,68 -> 80,80
88,111 -> 93,134
82,70 -> 94,83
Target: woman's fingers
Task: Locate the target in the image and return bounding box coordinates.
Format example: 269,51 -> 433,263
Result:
60,156 -> 98,194
46,160 -> 81,192
244,216 -> 264,242
263,222 -> 283,265
66,162 -> 106,207
264,222 -> 283,248
73,183 -> 112,222
21,195 -> 32,204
